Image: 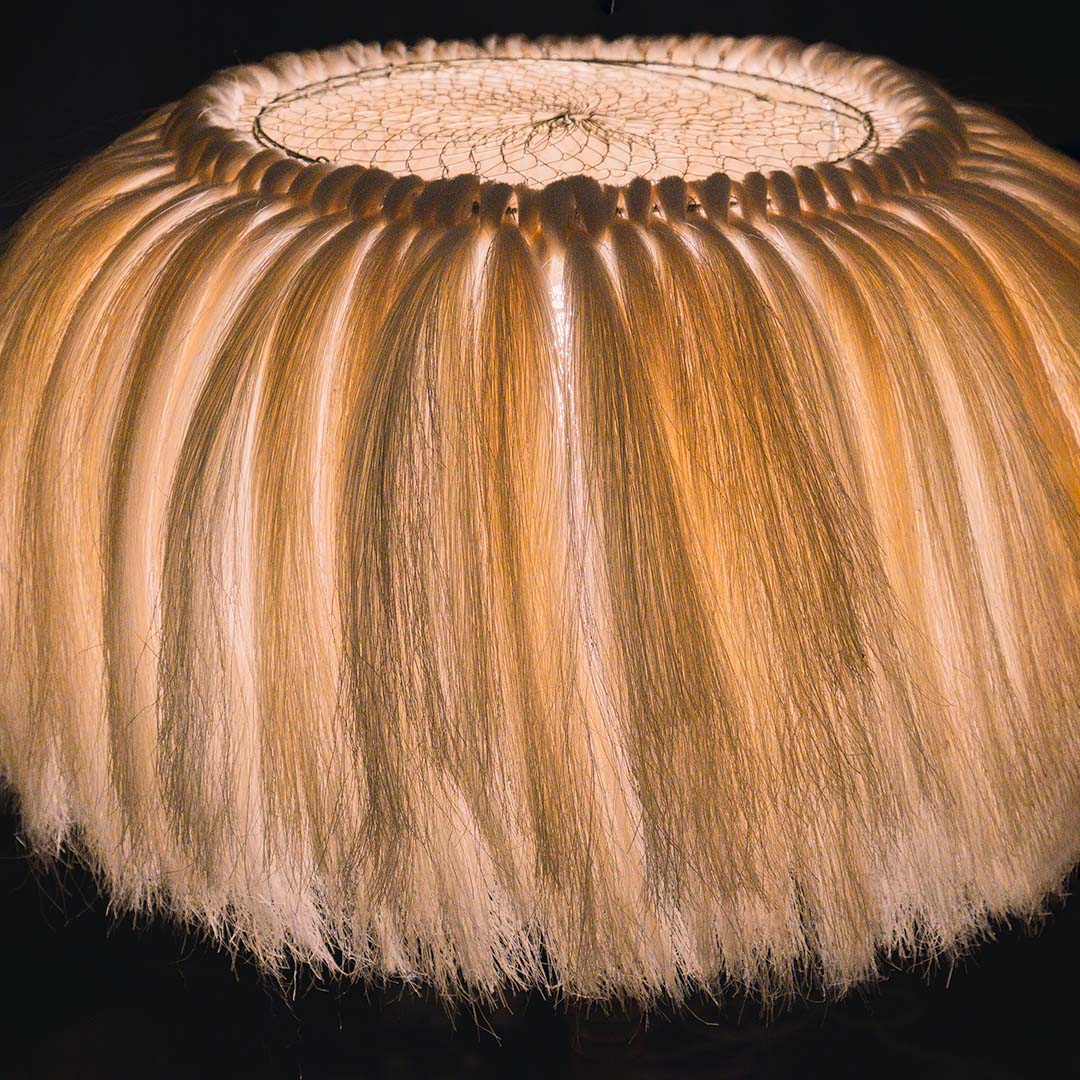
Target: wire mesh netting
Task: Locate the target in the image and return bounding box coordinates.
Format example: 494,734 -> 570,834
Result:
243,57 -> 892,184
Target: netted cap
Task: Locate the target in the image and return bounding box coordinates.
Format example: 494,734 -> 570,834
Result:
167,35 -> 964,231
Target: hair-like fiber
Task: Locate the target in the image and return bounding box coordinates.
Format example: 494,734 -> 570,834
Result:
1,34 -> 1079,1006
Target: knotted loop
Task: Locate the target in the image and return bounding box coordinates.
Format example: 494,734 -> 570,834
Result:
766,172 -> 802,218
346,169 -> 397,219
235,149 -> 286,193
288,162 -> 337,205
655,177 -> 690,222
413,174 -> 482,226
380,175 -> 425,220
477,183 -> 518,229
737,172 -> 770,221
258,158 -> 307,196
813,163 -> 858,212
565,176 -> 616,238
695,173 -> 733,223
792,166 -> 830,215
538,180 -> 578,249
621,178 -> 652,225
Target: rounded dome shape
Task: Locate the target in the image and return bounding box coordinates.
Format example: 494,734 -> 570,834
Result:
1,35 -> 1079,1003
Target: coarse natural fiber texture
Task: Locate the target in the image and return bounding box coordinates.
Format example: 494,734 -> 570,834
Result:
1,33 -> 1079,1006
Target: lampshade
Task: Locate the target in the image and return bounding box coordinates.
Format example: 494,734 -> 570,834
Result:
1,34 -> 1078,1005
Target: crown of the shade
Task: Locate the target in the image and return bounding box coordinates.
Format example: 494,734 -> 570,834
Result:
166,35 -> 964,233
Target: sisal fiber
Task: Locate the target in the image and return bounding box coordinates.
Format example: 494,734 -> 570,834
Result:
1,34 -> 1079,1004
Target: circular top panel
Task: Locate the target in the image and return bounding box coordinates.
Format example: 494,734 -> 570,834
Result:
249,57 -> 880,185
173,36 -> 963,210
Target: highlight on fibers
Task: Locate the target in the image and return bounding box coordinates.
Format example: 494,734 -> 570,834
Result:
1,34 -> 1079,1003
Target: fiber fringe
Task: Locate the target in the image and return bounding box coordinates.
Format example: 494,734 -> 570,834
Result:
1,35 -> 1079,1006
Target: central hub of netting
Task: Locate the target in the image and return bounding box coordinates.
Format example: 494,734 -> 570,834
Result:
250,57 -> 881,184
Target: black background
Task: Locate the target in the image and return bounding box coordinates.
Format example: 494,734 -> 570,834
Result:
2,3 -> 1078,1077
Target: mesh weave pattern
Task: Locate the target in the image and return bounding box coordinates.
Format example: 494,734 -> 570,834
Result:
246,57 -> 883,184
